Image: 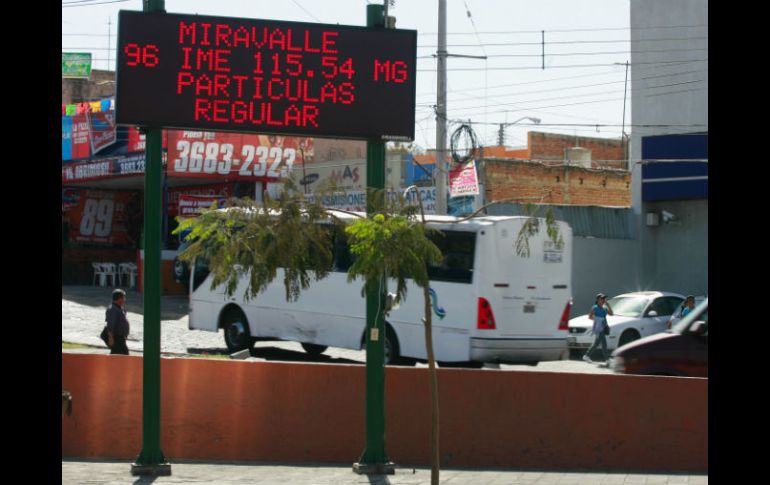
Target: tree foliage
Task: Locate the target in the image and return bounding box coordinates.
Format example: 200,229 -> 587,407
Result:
345,204 -> 443,304
174,185 -> 335,302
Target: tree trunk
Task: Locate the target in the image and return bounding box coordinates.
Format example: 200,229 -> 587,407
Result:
422,285 -> 439,485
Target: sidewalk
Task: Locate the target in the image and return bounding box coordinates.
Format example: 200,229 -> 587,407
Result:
62,460 -> 707,484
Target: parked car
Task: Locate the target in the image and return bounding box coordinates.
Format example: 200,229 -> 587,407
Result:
666,294 -> 707,329
611,298 -> 708,377
568,291 -> 685,356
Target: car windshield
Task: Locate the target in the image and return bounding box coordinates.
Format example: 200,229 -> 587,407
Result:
673,298 -> 708,333
607,296 -> 649,317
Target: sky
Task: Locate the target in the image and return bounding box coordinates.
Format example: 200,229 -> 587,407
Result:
63,0 -> 636,151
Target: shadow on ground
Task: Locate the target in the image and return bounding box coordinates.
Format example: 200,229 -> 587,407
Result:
62,285 -> 189,320
185,346 -> 362,365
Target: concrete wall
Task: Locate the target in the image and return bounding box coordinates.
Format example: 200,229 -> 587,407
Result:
62,354 -> 707,472
629,1 -> 708,213
572,236 -> 642,313
639,199 -> 708,296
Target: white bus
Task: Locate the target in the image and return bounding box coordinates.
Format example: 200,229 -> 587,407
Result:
186,212 -> 573,366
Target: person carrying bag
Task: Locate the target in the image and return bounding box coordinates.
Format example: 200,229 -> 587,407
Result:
583,293 -> 613,365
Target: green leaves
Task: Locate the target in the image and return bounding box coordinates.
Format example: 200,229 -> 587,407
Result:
345,211 -> 442,305
514,203 -> 564,257
173,192 -> 335,302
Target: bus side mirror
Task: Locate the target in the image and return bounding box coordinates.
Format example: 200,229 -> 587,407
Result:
385,292 -> 400,313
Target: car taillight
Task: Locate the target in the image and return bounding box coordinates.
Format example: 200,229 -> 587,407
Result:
558,300 -> 572,331
666,319 -> 672,329
477,297 -> 496,330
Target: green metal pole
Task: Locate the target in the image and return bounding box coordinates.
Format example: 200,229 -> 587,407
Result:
353,3 -> 395,476
131,0 -> 170,477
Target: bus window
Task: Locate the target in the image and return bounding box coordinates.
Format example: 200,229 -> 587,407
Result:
426,230 -> 476,284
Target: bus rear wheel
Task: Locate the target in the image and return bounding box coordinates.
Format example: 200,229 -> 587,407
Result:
222,308 -> 253,353
301,343 -> 328,355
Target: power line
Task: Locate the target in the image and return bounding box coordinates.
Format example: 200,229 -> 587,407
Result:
62,0 -> 132,7
416,58 -> 707,72
417,37 -> 707,48
418,24 -> 708,36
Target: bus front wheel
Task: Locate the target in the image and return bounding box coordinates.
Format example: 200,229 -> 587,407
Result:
222,309 -> 253,353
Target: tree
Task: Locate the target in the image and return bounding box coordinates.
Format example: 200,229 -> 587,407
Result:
175,183 -> 562,485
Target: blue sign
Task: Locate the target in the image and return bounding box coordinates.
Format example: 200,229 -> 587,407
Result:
62,116 -> 73,161
641,133 -> 708,201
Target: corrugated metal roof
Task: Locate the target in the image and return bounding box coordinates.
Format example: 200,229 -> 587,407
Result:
485,203 -> 636,240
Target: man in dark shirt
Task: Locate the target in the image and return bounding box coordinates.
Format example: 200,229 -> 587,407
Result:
106,289 -> 130,355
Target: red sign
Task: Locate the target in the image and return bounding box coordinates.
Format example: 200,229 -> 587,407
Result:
71,114 -> 91,160
89,111 -> 117,154
177,195 -> 226,217
167,130 -> 313,180
168,183 -> 233,217
62,189 -> 142,246
126,127 -> 169,153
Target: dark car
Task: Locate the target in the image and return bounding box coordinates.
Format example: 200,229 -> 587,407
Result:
610,298 -> 707,377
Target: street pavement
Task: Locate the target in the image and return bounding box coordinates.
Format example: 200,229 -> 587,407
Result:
61,285 -> 613,373
62,460 -> 707,484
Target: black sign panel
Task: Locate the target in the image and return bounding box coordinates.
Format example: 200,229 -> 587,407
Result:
115,11 -> 417,141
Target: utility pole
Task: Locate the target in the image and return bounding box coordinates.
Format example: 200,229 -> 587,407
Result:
353,2 -> 395,476
434,1 -> 485,214
435,0 -> 448,214
131,0 -> 171,478
107,17 -> 111,71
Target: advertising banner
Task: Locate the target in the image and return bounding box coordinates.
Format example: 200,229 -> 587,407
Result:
70,113 -> 91,160
177,195 -> 227,217
62,116 -> 73,161
62,52 -> 92,79
62,189 -> 142,246
126,126 -> 169,153
167,130 -> 314,181
89,111 -> 117,154
307,186 -> 437,214
168,183 -> 233,217
62,153 -> 146,184
449,160 -> 480,197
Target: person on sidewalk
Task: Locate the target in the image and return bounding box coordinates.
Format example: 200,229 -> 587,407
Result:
583,293 -> 613,365
106,289 -> 130,355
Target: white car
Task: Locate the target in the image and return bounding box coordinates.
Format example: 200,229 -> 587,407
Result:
567,291 -> 686,355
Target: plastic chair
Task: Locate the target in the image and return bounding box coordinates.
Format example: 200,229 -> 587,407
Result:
118,263 -> 138,288
101,263 -> 118,287
92,262 -> 106,286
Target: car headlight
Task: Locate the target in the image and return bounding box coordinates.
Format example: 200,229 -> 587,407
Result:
611,356 -> 625,373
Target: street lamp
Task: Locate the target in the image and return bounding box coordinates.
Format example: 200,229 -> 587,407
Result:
497,116 -> 541,146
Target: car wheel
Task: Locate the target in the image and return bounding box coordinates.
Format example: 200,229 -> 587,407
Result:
619,329 -> 641,347
301,343 -> 328,355
222,308 -> 253,353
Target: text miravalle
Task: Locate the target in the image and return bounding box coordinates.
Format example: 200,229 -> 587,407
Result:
176,21 -> 356,129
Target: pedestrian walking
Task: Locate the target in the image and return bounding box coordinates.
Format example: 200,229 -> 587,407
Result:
583,293 -> 613,365
105,289 -> 130,355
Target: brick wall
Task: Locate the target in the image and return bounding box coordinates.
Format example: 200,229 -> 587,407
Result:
527,131 -> 625,163
62,70 -> 116,105
484,159 -> 631,207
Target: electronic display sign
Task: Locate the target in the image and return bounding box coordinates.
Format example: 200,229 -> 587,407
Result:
116,10 -> 417,141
